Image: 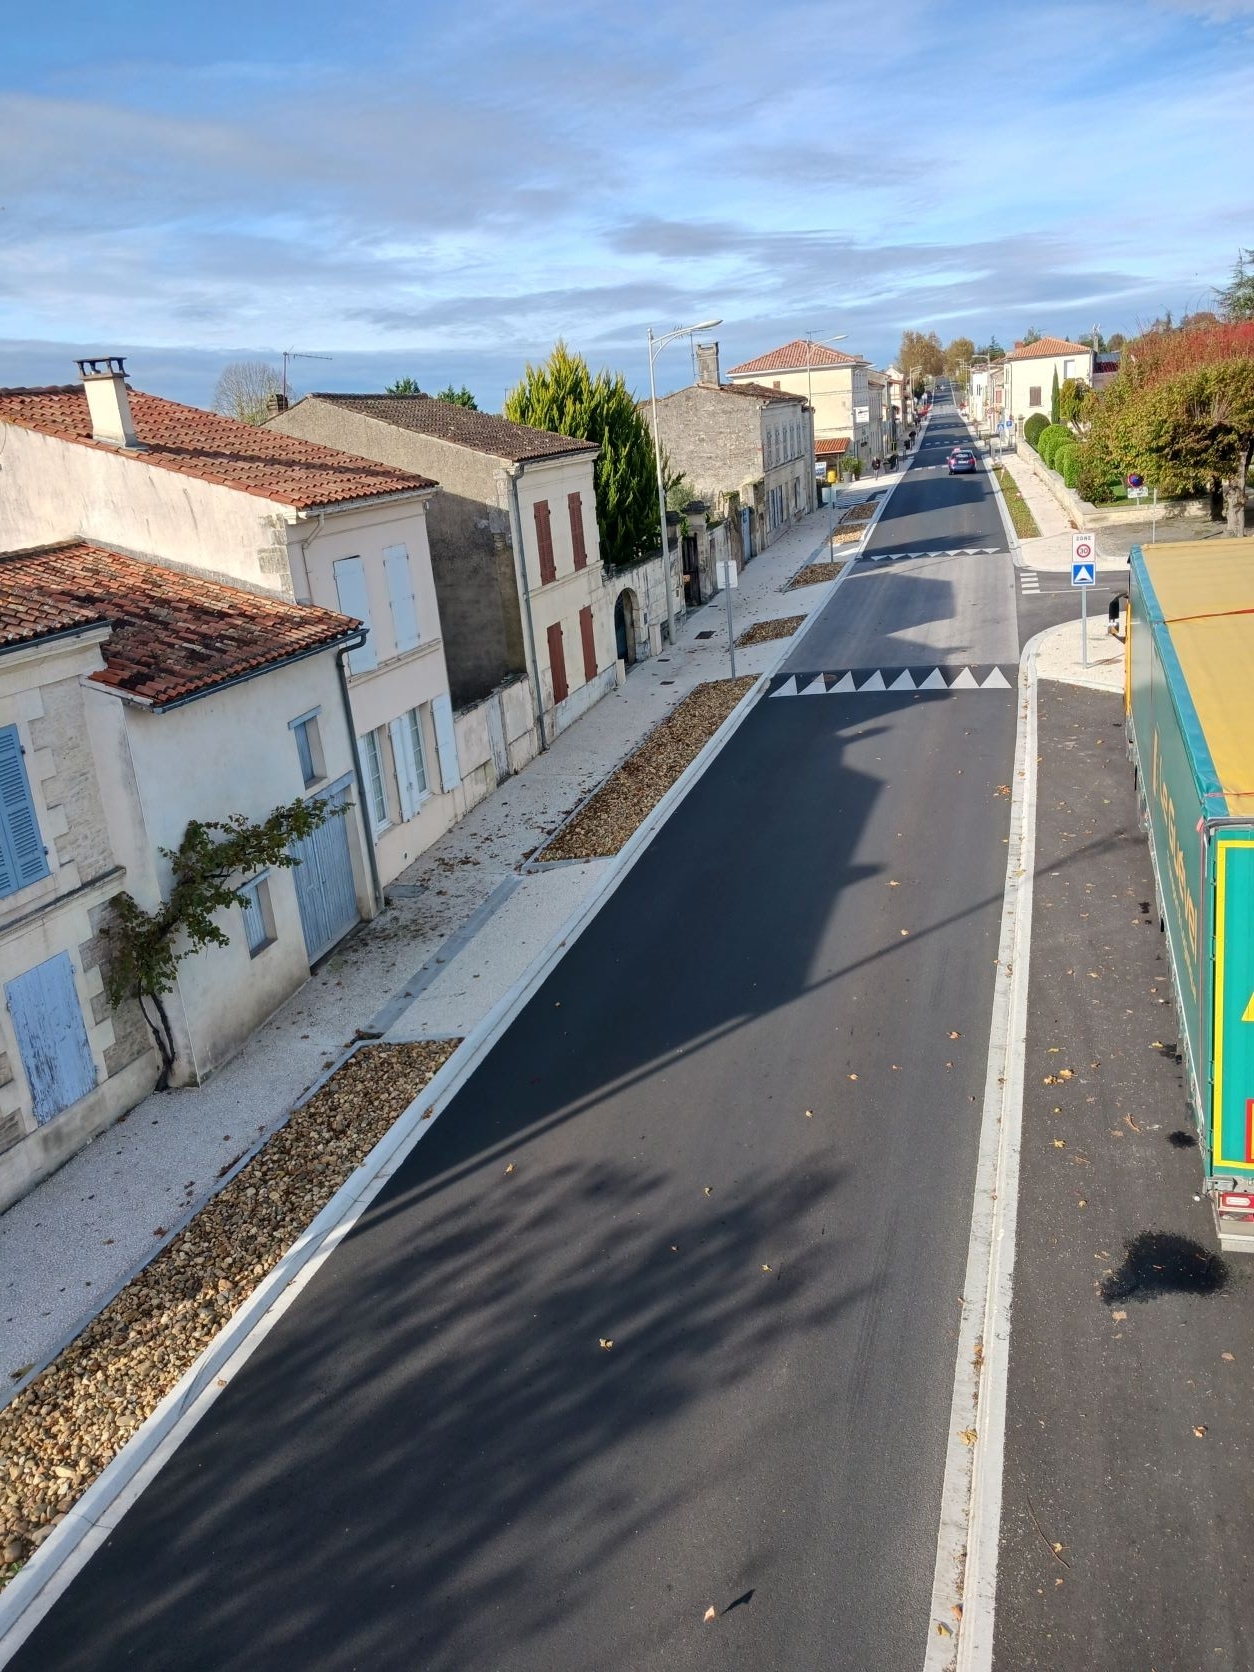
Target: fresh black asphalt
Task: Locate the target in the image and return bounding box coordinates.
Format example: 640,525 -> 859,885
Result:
11,399 -> 1063,1672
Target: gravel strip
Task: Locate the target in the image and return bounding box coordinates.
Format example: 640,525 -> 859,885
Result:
536,678 -> 756,862
839,502 -> 876,525
0,1039 -> 458,1577
994,466 -> 1042,539
787,560 -> 847,589
735,614 -> 805,648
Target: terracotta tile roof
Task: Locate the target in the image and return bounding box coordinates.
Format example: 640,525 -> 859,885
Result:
712,380 -> 808,404
1002,337 -> 1092,362
0,386 -> 435,510
727,340 -> 866,375
0,541 -> 359,706
814,437 -> 851,456
298,394 -> 598,464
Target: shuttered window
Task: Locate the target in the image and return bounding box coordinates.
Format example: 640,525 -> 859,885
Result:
579,605 -> 597,684
332,558 -> 377,672
359,729 -> 390,832
5,952 -> 96,1125
568,493 -> 588,570
0,725 -> 49,899
239,875 -> 275,956
383,545 -> 420,653
431,693 -> 462,792
547,622 -> 568,705
388,708 -> 430,822
534,500 -> 556,584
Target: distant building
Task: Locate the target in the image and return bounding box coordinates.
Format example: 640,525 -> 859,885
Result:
999,338 -> 1095,431
724,338 -> 883,461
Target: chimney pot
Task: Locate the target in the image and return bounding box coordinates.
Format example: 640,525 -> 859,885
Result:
695,342 -> 720,387
76,355 -> 144,450
266,391 -> 289,416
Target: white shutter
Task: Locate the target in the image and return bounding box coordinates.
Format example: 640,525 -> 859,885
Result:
388,717 -> 419,822
332,558 -> 377,672
431,692 -> 461,792
383,545 -> 420,653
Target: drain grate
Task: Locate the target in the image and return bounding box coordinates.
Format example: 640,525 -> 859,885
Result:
695,630 -> 716,639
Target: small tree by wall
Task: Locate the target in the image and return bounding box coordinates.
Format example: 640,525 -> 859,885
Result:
1050,368 -> 1061,425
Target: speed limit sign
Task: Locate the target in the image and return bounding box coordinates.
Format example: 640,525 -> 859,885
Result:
1071,531 -> 1095,563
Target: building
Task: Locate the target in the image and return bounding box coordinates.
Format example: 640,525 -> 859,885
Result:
724,338 -> 881,461
0,540 -> 374,1210
999,338 -> 1095,434
644,343 -> 815,556
267,394 -> 616,744
0,359 -> 467,885
1092,352 -> 1121,391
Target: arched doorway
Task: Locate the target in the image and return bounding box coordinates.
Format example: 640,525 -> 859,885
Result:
614,588 -> 639,666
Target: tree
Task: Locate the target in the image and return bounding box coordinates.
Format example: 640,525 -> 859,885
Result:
504,342 -> 659,567
898,330 -> 945,380
1021,327 -> 1044,345
943,336 -> 976,380
212,361 -> 284,425
1059,377 -> 1091,429
436,384 -> 478,409
1107,333 -> 1126,351
1050,367 -> 1061,425
1216,248 -> 1254,322
975,337 -> 1006,361
385,376 -> 424,396
104,800 -> 344,1088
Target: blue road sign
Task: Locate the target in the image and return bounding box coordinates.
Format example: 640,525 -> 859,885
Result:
1071,561 -> 1096,587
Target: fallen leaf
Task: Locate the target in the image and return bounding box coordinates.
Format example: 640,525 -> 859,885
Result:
1193,1425 -> 1207,1438
948,1030 -> 962,1040
1222,1351 -> 1235,1362
848,1073 -> 859,1081
1052,1543 -> 1064,1555
599,1338 -> 614,1351
1053,1139 -> 1067,1149
959,1428 -> 978,1446
805,1109 -> 814,1118
703,1606 -> 718,1623
1043,1075 -> 1057,1085
936,1622 -> 953,1637
1077,1198 -> 1087,1208
1058,1068 -> 1075,1081
1112,1310 -> 1127,1321
703,1185 -> 712,1196
1150,1041 -> 1164,1050
888,880 -> 900,887
900,929 -> 910,937
504,1162 -> 515,1175
670,1245 -> 679,1253
892,1064 -> 902,1071
762,1264 -> 772,1273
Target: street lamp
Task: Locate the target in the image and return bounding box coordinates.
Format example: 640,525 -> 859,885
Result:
802,329 -> 848,412
647,317 -> 723,645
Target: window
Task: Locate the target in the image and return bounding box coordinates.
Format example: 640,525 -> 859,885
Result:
533,500 -> 556,584
0,724 -> 49,898
579,605 -> 597,683
431,693 -> 462,792
547,621 -> 568,704
289,709 -> 325,788
1028,385 -> 1042,407
568,493 -> 588,570
1063,359 -> 1076,380
332,558 -> 377,672
388,706 -> 430,821
359,728 -> 390,832
5,953 -> 95,1124
238,875 -> 276,957
383,545 -> 420,653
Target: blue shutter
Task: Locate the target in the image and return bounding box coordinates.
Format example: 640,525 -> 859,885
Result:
6,952 -> 97,1124
0,725 -> 49,897
384,546 -> 420,653
332,558 -> 377,673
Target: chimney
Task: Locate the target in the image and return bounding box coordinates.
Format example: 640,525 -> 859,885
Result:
695,342 -> 720,387
266,391 -> 289,417
1012,340 -> 1023,352
76,356 -> 144,450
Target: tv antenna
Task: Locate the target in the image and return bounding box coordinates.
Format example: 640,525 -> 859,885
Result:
282,349 -> 332,401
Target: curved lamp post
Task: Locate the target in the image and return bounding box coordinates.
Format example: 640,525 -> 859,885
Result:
647,317 -> 722,644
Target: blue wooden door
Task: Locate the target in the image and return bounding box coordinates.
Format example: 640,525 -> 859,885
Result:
288,776 -> 361,963
6,951 -> 97,1125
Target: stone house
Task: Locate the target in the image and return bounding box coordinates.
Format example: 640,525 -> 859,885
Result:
0,540 -> 374,1210
0,360 -> 469,886
644,343 -> 815,557
724,339 -> 882,462
999,338 -> 1095,434
268,394 -> 619,747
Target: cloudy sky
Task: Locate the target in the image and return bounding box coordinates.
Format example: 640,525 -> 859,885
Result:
4,0 -> 1252,408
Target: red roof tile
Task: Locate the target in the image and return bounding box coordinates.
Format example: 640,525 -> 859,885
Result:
814,437 -> 851,456
712,380 -> 808,404
0,386 -> 435,510
299,395 -> 597,464
1002,337 -> 1092,362
0,541 -> 359,706
727,340 -> 866,375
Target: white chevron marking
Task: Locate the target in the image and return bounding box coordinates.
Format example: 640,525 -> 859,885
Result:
800,676 -> 828,696
918,668 -> 948,689
949,667 -> 979,689
771,676 -> 798,698
888,669 -> 916,690
830,672 -> 856,692
982,667 -> 1012,689
858,670 -> 886,691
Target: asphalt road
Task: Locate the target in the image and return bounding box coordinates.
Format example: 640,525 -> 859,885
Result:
11,397 -> 1037,1672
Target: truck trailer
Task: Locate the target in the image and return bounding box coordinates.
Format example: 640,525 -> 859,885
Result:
1127,541 -> 1254,1253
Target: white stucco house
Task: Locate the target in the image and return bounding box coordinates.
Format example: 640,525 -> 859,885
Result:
0,358 -> 470,886
267,394 -> 618,747
0,539 -> 374,1210
725,339 -> 883,461
999,337 -> 1094,432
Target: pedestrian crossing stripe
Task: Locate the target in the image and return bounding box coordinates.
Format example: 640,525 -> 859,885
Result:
863,547 -> 1000,563
769,666 -> 1015,697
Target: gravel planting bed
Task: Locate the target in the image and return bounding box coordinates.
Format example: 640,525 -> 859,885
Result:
735,614 -> 804,648
537,677 -> 756,862
839,502 -> 877,524
0,1039 -> 458,1577
787,560 -> 847,589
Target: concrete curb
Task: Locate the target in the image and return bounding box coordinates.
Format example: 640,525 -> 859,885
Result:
0,610 -> 775,1665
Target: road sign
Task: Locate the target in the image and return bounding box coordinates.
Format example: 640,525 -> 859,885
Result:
1072,531 -> 1096,563
1128,486 -> 1149,499
1071,561 -> 1096,587
716,560 -> 739,590
1127,472 -> 1144,488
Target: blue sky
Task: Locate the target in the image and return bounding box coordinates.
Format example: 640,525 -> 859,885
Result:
3,0 -> 1252,408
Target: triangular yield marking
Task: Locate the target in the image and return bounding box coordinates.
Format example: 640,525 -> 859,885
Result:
888,669 -> 916,690
918,668 -> 948,689
771,677 -> 798,698
1242,988 -> 1254,1022
982,667 -> 1012,689
858,670 -> 886,691
949,667 -> 979,689
830,672 -> 856,692
800,676 -> 828,695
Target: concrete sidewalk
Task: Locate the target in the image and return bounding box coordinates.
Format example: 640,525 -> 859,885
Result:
0,493 -> 892,1385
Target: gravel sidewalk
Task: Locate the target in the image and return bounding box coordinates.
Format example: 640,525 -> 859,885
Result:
2,498 -> 873,1384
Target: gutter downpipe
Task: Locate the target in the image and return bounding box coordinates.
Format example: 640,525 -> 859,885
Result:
335,629 -> 385,915
505,461 -> 549,754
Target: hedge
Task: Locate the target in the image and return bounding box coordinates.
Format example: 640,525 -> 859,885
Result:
1037,424 -> 1072,470
1056,445 -> 1080,489
1024,413 -> 1049,451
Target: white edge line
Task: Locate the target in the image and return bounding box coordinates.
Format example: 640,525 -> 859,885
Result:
0,650 -> 773,1663
921,625 -> 1047,1672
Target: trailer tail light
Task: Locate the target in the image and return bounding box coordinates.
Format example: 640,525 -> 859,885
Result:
1219,1191 -> 1254,1214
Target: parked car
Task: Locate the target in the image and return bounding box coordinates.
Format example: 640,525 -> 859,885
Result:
948,450 -> 976,475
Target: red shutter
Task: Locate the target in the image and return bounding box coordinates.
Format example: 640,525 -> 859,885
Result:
547,621 -> 568,704
534,500 -> 556,584
579,604 -> 597,683
568,492 -> 588,570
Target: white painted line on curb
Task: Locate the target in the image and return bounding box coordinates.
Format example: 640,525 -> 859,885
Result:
0,650 -> 772,1666
921,626 -> 1047,1672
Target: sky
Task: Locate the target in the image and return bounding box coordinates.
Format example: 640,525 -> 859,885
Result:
3,0 -> 1253,410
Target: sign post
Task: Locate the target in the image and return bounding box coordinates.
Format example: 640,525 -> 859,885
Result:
1071,532 -> 1097,667
717,558 -> 739,677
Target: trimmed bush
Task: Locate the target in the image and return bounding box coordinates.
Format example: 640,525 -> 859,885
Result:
1037,424 -> 1072,470
1024,413 -> 1049,451
1056,445 -> 1081,489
